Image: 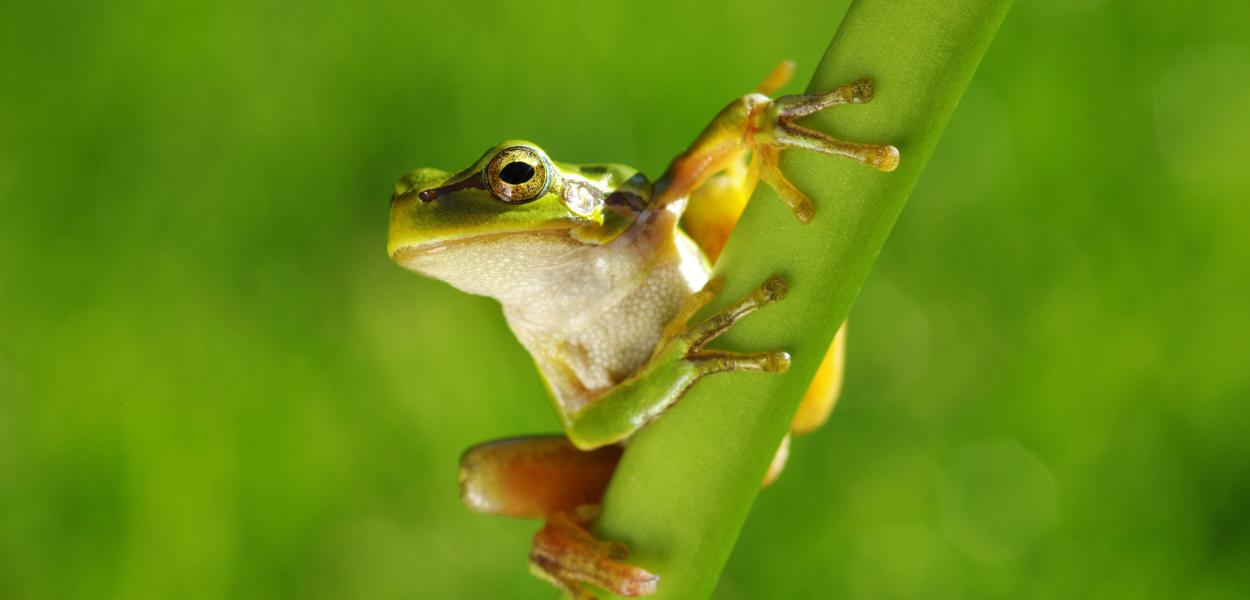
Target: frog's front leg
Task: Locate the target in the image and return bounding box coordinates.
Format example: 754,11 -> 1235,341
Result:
654,78 -> 899,223
562,274 -> 790,450
505,275 -> 789,597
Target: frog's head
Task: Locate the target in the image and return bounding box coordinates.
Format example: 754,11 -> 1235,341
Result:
388,141 -> 650,285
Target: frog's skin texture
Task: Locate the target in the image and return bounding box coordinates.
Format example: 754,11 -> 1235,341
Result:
388,62 -> 897,599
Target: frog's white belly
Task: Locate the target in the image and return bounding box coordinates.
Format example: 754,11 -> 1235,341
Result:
509,249 -> 704,394
502,223 -> 708,410
405,207 -> 709,410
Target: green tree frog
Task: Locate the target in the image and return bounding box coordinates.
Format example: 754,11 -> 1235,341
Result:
387,62 -> 897,599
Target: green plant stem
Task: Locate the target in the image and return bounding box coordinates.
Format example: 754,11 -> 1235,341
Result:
592,0 -> 1012,597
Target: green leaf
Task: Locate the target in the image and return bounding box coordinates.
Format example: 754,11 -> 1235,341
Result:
593,0 -> 1013,597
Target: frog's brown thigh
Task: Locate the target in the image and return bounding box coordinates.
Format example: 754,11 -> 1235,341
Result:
459,435 -> 621,519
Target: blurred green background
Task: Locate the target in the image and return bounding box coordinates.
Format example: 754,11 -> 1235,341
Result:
2,0 -> 1248,598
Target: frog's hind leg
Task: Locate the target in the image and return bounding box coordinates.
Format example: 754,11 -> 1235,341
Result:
459,436 -> 658,598
459,435 -> 620,518
761,322 -> 847,487
531,509 -> 659,599
761,433 -> 792,488
791,321 -> 847,435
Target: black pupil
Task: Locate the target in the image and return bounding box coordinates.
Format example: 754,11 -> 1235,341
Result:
500,161 -> 536,185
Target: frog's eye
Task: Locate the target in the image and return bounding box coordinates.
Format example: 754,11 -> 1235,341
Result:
485,146 -> 551,204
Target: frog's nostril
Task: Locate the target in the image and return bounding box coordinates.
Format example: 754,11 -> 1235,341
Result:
390,188 -> 422,206
394,168 -> 454,205
414,175 -> 484,203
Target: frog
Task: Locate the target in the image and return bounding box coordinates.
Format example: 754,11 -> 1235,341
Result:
387,61 -> 898,599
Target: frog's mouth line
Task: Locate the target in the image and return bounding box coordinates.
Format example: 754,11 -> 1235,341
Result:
389,227 -> 576,264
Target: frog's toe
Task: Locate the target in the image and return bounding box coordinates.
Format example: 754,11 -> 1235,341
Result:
692,349 -> 791,376
764,79 -> 899,174
771,119 -> 900,173
683,275 -> 788,352
773,78 -> 875,117
751,78 -> 899,222
530,512 -> 659,598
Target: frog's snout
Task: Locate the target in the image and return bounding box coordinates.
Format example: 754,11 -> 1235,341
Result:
392,168 -> 449,207
389,168 -> 448,260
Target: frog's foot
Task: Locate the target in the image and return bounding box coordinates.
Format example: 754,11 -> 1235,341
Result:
530,509 -> 659,599
754,79 -> 900,222
685,276 -> 790,375
660,274 -> 792,375
563,274 -> 791,450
